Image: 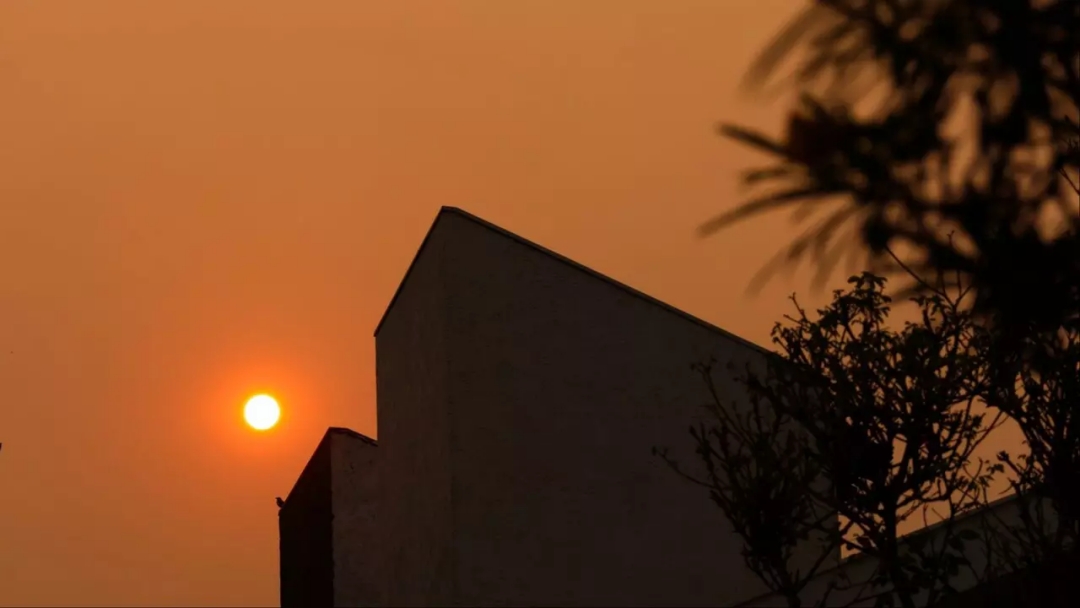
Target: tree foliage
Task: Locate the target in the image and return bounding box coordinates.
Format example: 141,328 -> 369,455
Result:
657,273 -> 1001,607
662,4 -> 1080,600
974,323 -> 1080,578
703,0 -> 1079,343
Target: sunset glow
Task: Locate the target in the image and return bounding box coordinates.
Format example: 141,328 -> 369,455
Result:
1,1 -> 884,605
243,394 -> 280,431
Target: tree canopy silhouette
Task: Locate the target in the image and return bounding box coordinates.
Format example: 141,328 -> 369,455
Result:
657,272 -> 1001,607
705,0 -> 1079,344
657,269 -> 1080,605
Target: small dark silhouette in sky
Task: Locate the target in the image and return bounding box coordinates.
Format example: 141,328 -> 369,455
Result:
275,497 -> 285,509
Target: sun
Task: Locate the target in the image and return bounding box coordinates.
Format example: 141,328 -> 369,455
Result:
244,394 -> 281,431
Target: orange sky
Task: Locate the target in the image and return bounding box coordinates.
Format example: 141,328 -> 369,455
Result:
0,1 -> 980,605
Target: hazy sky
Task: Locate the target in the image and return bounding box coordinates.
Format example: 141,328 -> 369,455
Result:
0,1 -> 921,605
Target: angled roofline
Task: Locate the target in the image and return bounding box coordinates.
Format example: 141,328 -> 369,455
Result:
327,426 -> 378,447
372,206 -> 773,358
373,209 -> 451,338
281,427 -> 377,507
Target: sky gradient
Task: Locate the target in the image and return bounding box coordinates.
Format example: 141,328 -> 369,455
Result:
0,1 -> 952,605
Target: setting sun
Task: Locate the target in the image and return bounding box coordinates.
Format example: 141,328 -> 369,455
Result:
244,394 -> 280,431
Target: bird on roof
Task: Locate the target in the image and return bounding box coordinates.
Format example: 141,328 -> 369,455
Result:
275,496 -> 285,509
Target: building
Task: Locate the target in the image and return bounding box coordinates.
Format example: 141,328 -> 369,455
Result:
278,207 -> 838,606
278,207 -> 1063,607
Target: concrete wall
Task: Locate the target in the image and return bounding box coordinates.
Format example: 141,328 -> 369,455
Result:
279,435 -> 334,608
373,207 -> 838,606
280,428 -> 381,608
329,429 -> 380,608
374,223 -> 456,606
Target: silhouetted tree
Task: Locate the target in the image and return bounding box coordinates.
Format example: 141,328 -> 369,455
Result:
702,0 -> 1079,347
657,273 -> 1001,607
967,323 -> 1080,586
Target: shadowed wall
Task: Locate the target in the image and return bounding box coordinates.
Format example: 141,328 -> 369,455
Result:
280,428 -> 379,608
278,436 -> 333,607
